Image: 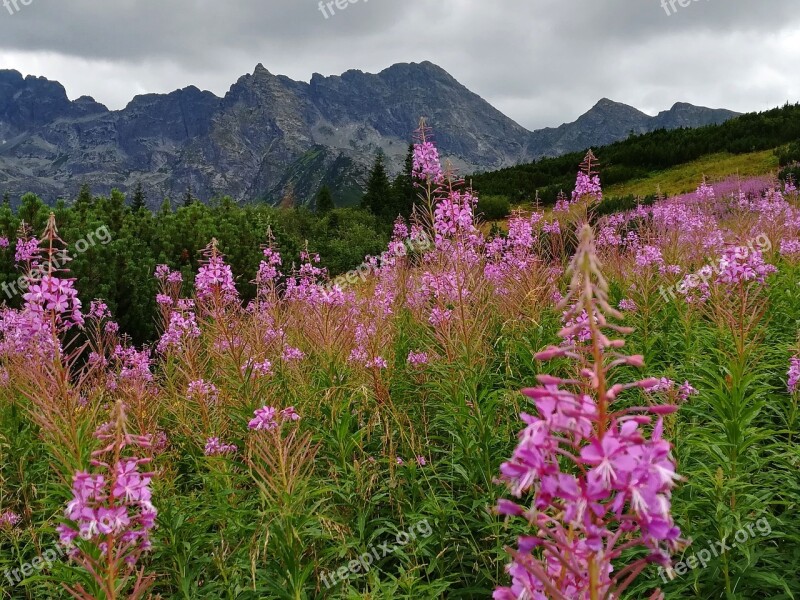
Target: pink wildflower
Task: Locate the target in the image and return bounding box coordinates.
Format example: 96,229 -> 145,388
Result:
0,510 -> 20,528
204,437 -> 237,456
248,406 -> 278,431
494,225 -> 681,600
677,381 -> 698,402
196,242 -> 238,304
59,407 -> 156,569
789,357 -> 800,394
407,351 -> 429,366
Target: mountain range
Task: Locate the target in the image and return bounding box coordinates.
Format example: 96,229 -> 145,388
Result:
0,62 -> 740,207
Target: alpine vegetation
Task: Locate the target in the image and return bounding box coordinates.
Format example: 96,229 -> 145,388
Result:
0,122 -> 797,599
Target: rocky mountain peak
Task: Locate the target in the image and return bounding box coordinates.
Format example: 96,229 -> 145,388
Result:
0,63 -> 741,207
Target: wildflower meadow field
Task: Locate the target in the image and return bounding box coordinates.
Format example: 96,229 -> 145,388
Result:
0,127 -> 799,599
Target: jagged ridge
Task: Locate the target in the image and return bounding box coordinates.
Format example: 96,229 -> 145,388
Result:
0,64 -> 739,206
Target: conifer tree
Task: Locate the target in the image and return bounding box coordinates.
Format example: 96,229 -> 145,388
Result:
75,183 -> 93,211
391,144 -> 416,219
183,185 -> 194,208
361,151 -> 392,221
131,181 -> 147,211
316,185 -> 335,214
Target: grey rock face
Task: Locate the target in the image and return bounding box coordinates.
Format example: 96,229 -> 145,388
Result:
0,63 -> 739,207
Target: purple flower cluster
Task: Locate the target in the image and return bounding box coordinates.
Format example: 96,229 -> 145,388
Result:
412,140 -> 444,185
635,245 -> 665,269
0,306 -> 59,359
484,212 -> 542,295
157,310 -> 201,353
494,226 -> 681,600
155,264 -> 183,284
256,245 -> 283,288
89,300 -> 112,321
0,510 -> 20,528
196,255 -> 238,304
248,405 -> 300,431
780,239 -> 800,259
678,381 -> 699,401
113,345 -> 153,384
541,220 -> 561,235
571,171 -> 603,203
14,237 -> 39,264
788,356 -> 800,394
187,379 -> 219,404
646,378 -> 698,402
407,351 -> 429,366
23,274 -> 84,328
282,346 -> 305,362
695,180 -> 716,203
58,422 -> 156,563
243,358 -> 273,377
433,190 -> 479,240
204,437 -> 238,456
716,246 -> 777,286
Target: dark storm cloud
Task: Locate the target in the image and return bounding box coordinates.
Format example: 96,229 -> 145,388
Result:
0,0 -> 797,129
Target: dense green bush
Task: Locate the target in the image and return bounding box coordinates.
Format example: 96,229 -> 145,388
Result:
0,192 -> 388,344
477,195 -> 511,220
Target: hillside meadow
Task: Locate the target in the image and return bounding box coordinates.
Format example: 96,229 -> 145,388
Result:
0,128 -> 798,599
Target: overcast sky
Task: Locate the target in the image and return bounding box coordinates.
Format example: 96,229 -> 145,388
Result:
0,0 -> 797,130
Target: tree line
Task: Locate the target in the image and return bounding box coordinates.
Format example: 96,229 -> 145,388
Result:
470,103 -> 800,203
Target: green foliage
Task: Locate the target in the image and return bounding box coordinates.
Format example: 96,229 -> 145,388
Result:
594,193 -> 657,218
131,181 -> 147,212
476,195 -> 510,221
361,152 -> 393,220
0,191 -> 388,343
316,185 -> 335,214
776,141 -> 800,167
390,145 -> 417,220
362,150 -> 416,225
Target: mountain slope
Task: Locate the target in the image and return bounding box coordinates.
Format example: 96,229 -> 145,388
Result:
470,103 -> 800,205
0,63 -> 739,206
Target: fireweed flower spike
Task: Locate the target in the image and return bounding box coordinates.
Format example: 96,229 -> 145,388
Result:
412,119 -> 444,186
59,402 -> 157,598
494,224 -> 682,600
196,239 -> 239,306
788,356 -> 800,394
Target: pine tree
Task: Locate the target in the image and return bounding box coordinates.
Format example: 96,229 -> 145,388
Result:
183,185 -> 194,208
391,144 -> 416,219
75,183 -> 93,211
316,185 -> 335,214
159,197 -> 173,216
131,181 -> 147,211
361,152 -> 393,221
2,192 -> 10,208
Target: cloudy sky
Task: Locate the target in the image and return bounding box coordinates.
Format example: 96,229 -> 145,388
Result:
0,0 -> 797,130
